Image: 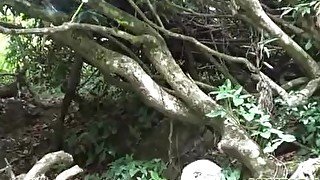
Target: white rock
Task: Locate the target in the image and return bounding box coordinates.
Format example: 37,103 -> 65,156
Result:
181,159 -> 222,180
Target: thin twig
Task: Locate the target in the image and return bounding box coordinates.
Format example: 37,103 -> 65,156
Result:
70,2 -> 84,22
145,0 -> 164,27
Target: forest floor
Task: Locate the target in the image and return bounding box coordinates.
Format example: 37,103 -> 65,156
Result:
0,97 -> 84,178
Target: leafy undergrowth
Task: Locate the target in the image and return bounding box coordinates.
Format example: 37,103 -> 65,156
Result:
85,155 -> 166,180
2,80 -> 320,179
0,94 -> 169,179
207,80 -> 320,175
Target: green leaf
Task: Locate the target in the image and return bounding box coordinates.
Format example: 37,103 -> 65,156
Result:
279,134 -> 296,142
260,121 -> 272,128
150,171 -> 160,179
260,130 -> 271,139
305,39 -> 313,50
242,113 -> 255,121
263,144 -> 276,153
233,97 -> 244,106
216,92 -> 228,100
264,140 -> 283,153
243,102 -> 254,109
234,87 -> 242,95
249,106 -> 262,115
225,79 -> 232,89
260,114 -> 270,122
141,168 -> 148,176
206,109 -> 226,118
269,128 -> 283,135
129,168 -> 139,177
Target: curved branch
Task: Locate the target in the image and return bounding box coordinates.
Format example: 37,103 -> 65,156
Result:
56,165 -> 83,180
145,0 -> 164,28
52,31 -> 199,124
53,29 -> 280,177
281,77 -> 308,90
24,151 -> 74,180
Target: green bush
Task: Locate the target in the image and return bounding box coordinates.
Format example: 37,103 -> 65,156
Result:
276,97 -> 320,155
66,120 -> 118,166
84,155 -> 167,180
206,80 -> 295,153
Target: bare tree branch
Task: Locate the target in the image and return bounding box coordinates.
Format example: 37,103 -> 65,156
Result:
56,165 -> 83,180
24,151 -> 75,180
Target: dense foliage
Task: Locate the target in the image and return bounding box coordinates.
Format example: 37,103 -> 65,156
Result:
1,0 -> 320,179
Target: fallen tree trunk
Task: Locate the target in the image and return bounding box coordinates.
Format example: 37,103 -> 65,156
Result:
1,151 -> 83,180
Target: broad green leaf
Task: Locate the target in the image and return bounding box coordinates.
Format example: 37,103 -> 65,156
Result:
216,92 -> 228,100
234,87 -> 242,95
270,128 -> 283,135
279,134 -> 296,142
233,97 -> 244,106
242,113 -> 255,121
206,109 -> 226,118
150,171 -> 160,179
260,130 -> 271,139
263,143 -> 277,153
249,106 -> 261,115
263,140 -> 283,153
263,144 -> 275,153
260,114 -> 270,122
129,168 -> 139,177
260,121 -> 272,128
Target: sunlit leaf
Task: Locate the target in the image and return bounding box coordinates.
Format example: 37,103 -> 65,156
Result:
260,130 -> 271,139
279,134 -> 296,142
206,109 -> 227,118
242,113 -> 255,121
233,97 -> 244,106
234,87 -> 242,95
305,39 -> 313,50
263,140 -> 283,153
